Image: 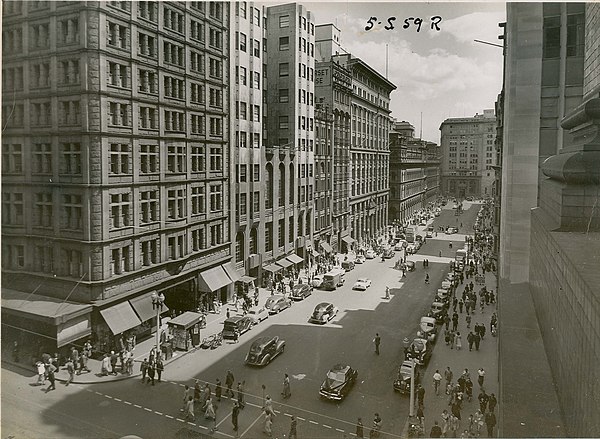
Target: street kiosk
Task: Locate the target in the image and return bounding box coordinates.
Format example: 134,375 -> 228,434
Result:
167,311 -> 203,351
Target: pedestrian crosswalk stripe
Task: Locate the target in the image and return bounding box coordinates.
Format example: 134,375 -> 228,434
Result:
323,424 -> 332,429
114,398 -> 121,402
335,428 -> 345,432
123,401 -> 131,405
297,417 -> 305,421
134,404 -> 142,408
165,415 -> 174,419
177,419 -> 185,422
144,407 -> 152,412
105,395 -> 113,399
309,420 -> 318,425
155,411 -> 163,415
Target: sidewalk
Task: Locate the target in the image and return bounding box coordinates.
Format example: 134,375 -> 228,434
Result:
402,269 -> 499,438
2,285 -> 280,385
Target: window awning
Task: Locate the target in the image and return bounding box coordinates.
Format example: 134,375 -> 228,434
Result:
100,302 -> 141,335
311,249 -> 320,257
198,266 -> 232,293
238,275 -> 256,285
263,264 -> 282,274
320,241 -> 333,253
222,262 -> 242,283
168,311 -> 203,329
57,314 -> 92,348
341,236 -> 355,245
129,292 -> 169,322
286,254 -> 304,265
276,258 -> 293,269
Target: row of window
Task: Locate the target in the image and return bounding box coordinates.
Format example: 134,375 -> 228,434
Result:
235,101 -> 260,122
235,32 -> 261,57
278,62 -> 315,82
277,88 -> 315,106
2,244 -> 83,278
278,14 -> 315,37
277,36 -> 314,58
236,2 -> 262,27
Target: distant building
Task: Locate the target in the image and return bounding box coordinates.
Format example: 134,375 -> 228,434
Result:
389,120 -> 441,224
439,110 -> 497,199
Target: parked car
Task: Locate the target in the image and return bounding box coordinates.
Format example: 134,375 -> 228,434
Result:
419,316 -> 438,343
393,360 -> 421,394
341,260 -> 355,272
222,316 -> 254,340
355,254 -> 366,264
291,284 -> 312,301
406,338 -> 432,366
365,249 -> 376,259
352,278 -> 372,291
406,244 -> 416,254
405,260 -> 416,272
425,230 -> 433,238
246,306 -> 269,325
383,248 -> 395,259
319,364 -> 358,401
312,274 -> 324,288
309,302 -> 338,324
265,295 -> 292,314
446,227 -> 458,234
394,241 -> 406,251
436,288 -> 450,302
245,336 -> 285,366
430,301 -> 448,323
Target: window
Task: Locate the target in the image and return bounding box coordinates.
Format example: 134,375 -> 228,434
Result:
209,88 -> 222,108
2,245 -> 25,270
238,164 -> 247,182
279,116 -> 289,129
210,184 -> 222,212
164,110 -> 185,131
110,193 -> 131,228
279,89 -> 289,103
163,7 -> 184,33
191,83 -> 205,104
239,102 -> 247,120
167,188 -> 186,220
107,22 -> 128,49
253,164 -> 260,182
30,23 -> 50,49
32,143 -> 52,174
167,235 -> 185,260
567,13 -> 585,57
191,145 -> 205,172
238,193 -> 247,216
209,147 -> 222,171
253,191 -> 260,213
140,190 -> 158,223
138,32 -> 157,58
58,17 -> 79,44
190,51 -> 204,73
111,245 -> 132,275
191,20 -> 205,42
238,1 -> 246,18
265,222 -> 273,251
209,2 -> 223,20
108,102 -> 131,126
209,117 -> 222,136
192,227 -> 206,251
138,1 -> 157,22
543,16 -> 560,58
209,27 -> 223,49
239,66 -> 247,85
141,238 -> 159,266
252,72 -> 260,89
253,39 -> 260,57
2,192 -> 23,225
60,142 -> 81,174
60,100 -> 81,125
252,133 -> 260,148
30,102 -> 50,126
59,59 -> 80,85
279,63 -> 289,77
2,66 -> 24,91
167,145 -> 186,172
61,194 -> 82,230
163,41 -> 184,66
2,144 -> 22,174
210,224 -> 222,246
139,106 -> 157,129
209,57 -> 222,78
192,185 -> 206,215
164,76 -> 185,99
253,105 -> 260,122
289,217 -> 294,243
238,32 -> 247,51
237,131 -> 247,148
191,114 -> 205,134
278,219 -> 285,246
109,1 -> 130,12
140,144 -> 158,173
253,8 -> 260,25
2,27 -> 23,55
110,143 -> 131,174
279,15 -> 289,27
34,245 -> 54,273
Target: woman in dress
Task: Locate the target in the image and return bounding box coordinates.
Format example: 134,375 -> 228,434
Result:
204,396 -> 216,420
282,374 -> 291,399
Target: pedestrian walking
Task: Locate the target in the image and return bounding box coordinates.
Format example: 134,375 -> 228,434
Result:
416,405 -> 425,428
36,361 -> 46,385
449,414 -> 460,437
466,314 -> 472,329
263,395 -> 275,417
201,383 -> 211,406
237,381 -> 245,408
356,417 -> 365,438
65,359 -> 75,386
477,368 -> 485,387
231,401 -> 240,432
373,333 -> 381,355
184,396 -> 195,421
225,370 -> 235,398
101,353 -> 112,377
282,373 -> 291,399
263,412 -> 273,437
147,362 -> 156,385
417,384 -> 425,406
70,347 -> 80,374
488,393 -> 497,412
444,367 -> 453,392
465,377 -> 473,402
474,410 -> 484,435
478,389 -> 489,413
140,358 -> 148,383
181,385 -> 192,412
156,359 -> 164,382
110,350 -> 118,375
433,369 -> 443,395
455,332 -> 462,350
485,411 -> 496,436
204,396 -> 216,420
45,360 -> 57,392
215,378 -> 223,401
289,415 -> 298,439
474,332 -> 481,351
194,379 -> 202,402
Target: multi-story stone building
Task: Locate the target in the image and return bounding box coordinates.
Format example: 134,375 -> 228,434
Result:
229,1 -> 267,286
313,104 -> 333,249
439,110 -> 497,199
261,3 -> 315,282
389,120 -> 441,224
332,53 -> 395,246
1,1 -> 234,353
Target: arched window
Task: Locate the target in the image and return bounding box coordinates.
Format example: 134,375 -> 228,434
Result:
249,227 -> 258,254
265,163 -> 273,208
278,163 -> 285,206
235,232 -> 245,262
289,163 -> 294,204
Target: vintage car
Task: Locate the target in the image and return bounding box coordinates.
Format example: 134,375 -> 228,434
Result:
355,255 -> 366,264
319,364 -> 358,401
308,302 -> 338,324
341,260 -> 355,272
383,248 -> 395,259
394,241 -> 406,251
441,280 -> 452,290
430,301 -> 448,323
365,249 -> 376,259
405,338 -> 432,366
246,306 -> 269,325
222,316 -> 254,340
436,288 -> 450,302
393,360 -> 421,394
291,283 -> 313,301
406,244 -> 416,254
244,336 -> 285,366
426,230 -> 433,238
352,278 -> 372,291
265,295 -> 292,314
405,261 -> 416,272
446,227 -> 458,234
419,316 -> 439,343
312,274 -> 324,288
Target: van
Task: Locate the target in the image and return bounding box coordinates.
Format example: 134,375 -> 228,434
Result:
341,260 -> 355,272
322,268 -> 345,290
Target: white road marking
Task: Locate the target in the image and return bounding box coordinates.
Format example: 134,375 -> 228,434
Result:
297,416 -> 305,421
155,411 -> 163,415
114,398 -> 121,402
165,415 -> 174,419
104,395 -> 113,399
144,407 -> 152,412
323,424 -> 332,429
123,401 -> 132,405
336,428 -> 345,432
309,420 -> 318,425
133,404 -> 142,408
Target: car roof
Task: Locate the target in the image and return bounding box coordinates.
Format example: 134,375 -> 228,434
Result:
315,302 -> 332,309
225,316 -> 244,323
330,363 -> 350,373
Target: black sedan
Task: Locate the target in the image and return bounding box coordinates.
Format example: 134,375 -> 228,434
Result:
319,364 -> 358,401
393,360 -> 421,394
308,303 -> 338,324
222,316 -> 254,340
291,283 -> 312,301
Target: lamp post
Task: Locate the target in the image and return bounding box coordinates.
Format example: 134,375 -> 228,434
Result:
151,292 -> 165,361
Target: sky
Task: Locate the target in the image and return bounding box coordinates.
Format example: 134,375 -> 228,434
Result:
298,1 -> 507,143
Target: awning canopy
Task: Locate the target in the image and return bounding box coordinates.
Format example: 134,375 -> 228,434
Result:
276,258 -> 293,269
238,275 -> 256,285
57,315 -> 92,348
263,264 -> 282,274
286,254 -> 304,265
100,302 -> 141,335
342,236 -> 355,245
320,241 -> 333,253
222,262 -> 242,283
129,292 -> 169,322
198,266 -> 232,293
311,249 -> 320,257
168,311 -> 203,329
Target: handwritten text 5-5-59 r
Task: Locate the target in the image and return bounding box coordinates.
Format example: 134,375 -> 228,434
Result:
364,16 -> 442,32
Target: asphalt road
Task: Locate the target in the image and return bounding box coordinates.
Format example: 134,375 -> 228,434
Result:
1,204 -> 482,439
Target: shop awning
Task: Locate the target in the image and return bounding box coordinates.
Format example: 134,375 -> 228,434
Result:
311,249 -> 320,257
168,311 -> 203,329
129,293 -> 169,322
263,264 -> 282,274
320,241 -> 333,253
198,266 -> 232,293
222,262 -> 242,283
276,258 -> 293,269
100,302 -> 141,335
238,275 -> 256,285
342,236 -> 355,245
286,254 -> 304,265
57,315 -> 92,348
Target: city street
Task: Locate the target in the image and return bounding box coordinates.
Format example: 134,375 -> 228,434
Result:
1,203 -> 483,439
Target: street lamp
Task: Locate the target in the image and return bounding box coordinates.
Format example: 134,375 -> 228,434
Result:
151,292 -> 165,361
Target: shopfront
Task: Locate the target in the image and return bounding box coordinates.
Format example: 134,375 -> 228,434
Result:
197,265 -> 233,311
262,263 -> 282,289
341,235 -> 355,253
